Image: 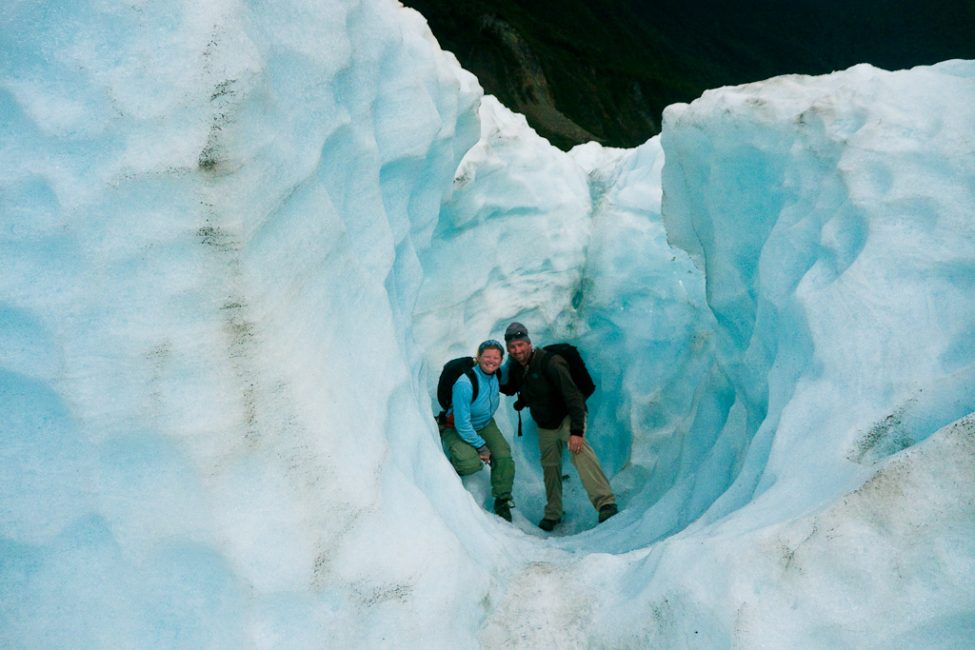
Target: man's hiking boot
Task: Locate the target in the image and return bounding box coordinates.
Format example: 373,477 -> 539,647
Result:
538,517 -> 560,532
494,498 -> 513,522
598,503 -> 619,523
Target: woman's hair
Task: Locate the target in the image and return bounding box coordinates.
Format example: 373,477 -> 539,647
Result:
477,339 -> 505,358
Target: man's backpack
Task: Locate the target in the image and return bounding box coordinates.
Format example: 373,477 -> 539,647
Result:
435,356 -> 478,424
542,343 -> 596,398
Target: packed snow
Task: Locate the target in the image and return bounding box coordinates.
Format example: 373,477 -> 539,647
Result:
1,1 -> 973,648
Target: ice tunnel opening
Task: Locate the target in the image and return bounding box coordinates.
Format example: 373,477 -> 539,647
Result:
421,343 -> 759,558
414,286 -> 757,554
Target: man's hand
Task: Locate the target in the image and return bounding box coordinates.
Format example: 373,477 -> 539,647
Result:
477,445 -> 492,463
568,434 -> 584,454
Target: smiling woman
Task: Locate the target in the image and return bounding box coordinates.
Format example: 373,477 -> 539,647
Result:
438,338 -> 514,520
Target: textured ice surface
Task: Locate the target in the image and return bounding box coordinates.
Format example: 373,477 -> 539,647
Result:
2,0 -> 974,647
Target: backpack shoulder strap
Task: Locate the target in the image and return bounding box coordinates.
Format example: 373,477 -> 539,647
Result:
462,366 -> 479,403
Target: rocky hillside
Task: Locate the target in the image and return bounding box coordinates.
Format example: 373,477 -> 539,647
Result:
402,0 -> 975,149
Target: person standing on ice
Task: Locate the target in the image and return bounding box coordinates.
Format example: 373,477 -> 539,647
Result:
440,340 -> 516,521
502,322 -> 618,531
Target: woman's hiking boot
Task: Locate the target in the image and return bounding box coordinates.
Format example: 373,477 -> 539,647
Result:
494,498 -> 513,522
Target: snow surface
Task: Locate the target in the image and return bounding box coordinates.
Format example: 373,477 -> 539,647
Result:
2,1 -> 974,648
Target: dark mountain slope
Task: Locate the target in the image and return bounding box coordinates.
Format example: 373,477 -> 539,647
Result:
402,0 -> 975,149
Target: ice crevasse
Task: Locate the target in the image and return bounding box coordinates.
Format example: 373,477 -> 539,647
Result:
1,0 -> 974,647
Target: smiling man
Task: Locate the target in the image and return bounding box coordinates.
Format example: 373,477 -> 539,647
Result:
440,339 -> 516,521
503,322 -> 618,531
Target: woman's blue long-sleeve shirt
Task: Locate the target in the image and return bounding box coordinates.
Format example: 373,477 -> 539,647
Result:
451,364 -> 500,449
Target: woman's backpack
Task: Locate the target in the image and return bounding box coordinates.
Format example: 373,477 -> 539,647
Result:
435,357 -> 478,424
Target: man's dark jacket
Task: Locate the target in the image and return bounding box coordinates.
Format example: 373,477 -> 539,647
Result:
503,348 -> 587,435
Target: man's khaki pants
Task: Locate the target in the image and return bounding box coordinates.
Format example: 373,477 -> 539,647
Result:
537,415 -> 615,520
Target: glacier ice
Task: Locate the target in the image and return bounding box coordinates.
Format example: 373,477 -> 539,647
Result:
2,0 -> 974,647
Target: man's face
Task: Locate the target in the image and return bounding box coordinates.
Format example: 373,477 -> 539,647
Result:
507,339 -> 532,366
477,348 -> 502,375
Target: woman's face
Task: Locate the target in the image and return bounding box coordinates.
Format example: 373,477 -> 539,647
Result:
477,348 -> 503,375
